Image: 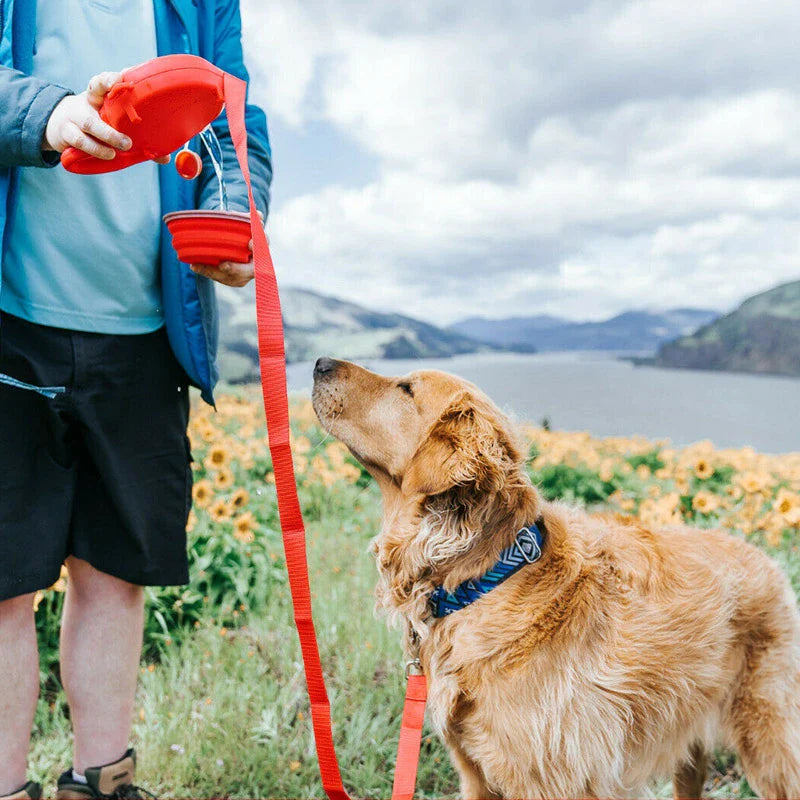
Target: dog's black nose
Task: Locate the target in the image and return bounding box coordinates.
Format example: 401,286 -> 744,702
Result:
313,357 -> 338,378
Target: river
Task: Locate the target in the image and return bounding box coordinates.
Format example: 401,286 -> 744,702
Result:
285,352 -> 800,453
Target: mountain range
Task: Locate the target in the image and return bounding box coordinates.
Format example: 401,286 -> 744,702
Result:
215,284 -> 722,383
654,280 -> 800,377
448,309 -> 718,354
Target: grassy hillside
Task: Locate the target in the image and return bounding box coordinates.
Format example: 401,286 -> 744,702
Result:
28,393 -> 800,798
657,281 -> 800,376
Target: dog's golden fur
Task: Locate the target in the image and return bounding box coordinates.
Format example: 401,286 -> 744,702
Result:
312,359 -> 800,798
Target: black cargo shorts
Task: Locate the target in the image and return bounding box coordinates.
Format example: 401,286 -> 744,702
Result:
0,313 -> 192,601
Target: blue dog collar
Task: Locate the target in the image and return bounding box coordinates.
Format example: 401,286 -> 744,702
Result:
429,520 -> 545,618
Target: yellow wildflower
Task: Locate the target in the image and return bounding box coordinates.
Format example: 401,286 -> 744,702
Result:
230,487 -> 249,509
214,468 -> 234,490
737,471 -> 771,494
204,444 -> 231,471
774,488 -> 799,518
192,479 -> 214,509
692,491 -> 720,514
208,498 -> 233,523
693,458 -> 713,480
233,512 -> 257,543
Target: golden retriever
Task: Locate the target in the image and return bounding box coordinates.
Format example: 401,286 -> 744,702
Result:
311,357 -> 800,799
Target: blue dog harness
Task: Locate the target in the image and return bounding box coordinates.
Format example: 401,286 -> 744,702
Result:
429,520 -> 545,618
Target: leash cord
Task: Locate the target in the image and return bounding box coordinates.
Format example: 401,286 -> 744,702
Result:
224,73 -> 427,800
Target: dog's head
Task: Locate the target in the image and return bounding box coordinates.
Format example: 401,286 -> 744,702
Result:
311,357 -> 525,500
313,358 -> 539,620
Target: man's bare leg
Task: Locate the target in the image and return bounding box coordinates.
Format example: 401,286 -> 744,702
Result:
0,594 -> 39,796
60,557 -> 144,773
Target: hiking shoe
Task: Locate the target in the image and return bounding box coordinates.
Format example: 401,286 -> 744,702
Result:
0,782 -> 41,799
56,749 -> 154,799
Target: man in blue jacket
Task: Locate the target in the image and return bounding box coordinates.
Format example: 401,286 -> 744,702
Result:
0,2 -> 271,798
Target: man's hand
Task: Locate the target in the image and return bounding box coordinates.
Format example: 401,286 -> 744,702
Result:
190,260 -> 254,288
44,71 -> 169,163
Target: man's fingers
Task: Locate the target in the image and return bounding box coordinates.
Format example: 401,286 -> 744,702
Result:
63,121 -> 116,160
190,262 -> 253,287
153,154 -> 171,165
88,71 -> 122,93
86,71 -> 123,107
80,114 -> 131,151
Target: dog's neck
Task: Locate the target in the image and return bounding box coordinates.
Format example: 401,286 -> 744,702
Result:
371,468 -> 541,638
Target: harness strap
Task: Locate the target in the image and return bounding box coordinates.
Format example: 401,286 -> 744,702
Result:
224,72 -> 427,800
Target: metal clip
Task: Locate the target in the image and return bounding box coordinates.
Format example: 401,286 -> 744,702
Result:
405,658 -> 423,677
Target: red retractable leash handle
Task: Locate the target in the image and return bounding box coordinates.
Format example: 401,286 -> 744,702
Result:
225,73 -> 427,800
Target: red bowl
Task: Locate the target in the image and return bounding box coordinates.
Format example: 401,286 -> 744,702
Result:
163,210 -> 251,266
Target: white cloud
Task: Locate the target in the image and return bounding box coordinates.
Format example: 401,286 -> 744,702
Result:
240,0 -> 800,323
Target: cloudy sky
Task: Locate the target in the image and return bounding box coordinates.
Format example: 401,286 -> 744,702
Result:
239,0 -> 800,324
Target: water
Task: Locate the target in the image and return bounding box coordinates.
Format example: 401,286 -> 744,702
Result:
199,125 -> 228,210
286,352 -> 800,454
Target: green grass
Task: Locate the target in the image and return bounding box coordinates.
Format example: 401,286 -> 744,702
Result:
28,479 -> 460,798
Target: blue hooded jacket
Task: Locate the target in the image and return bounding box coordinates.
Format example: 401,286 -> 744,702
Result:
0,0 -> 272,404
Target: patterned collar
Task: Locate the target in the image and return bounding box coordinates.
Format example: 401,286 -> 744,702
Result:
429,520 -> 546,618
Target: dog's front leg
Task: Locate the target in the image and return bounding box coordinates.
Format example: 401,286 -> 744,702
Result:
443,734 -> 501,799
673,741 -> 707,799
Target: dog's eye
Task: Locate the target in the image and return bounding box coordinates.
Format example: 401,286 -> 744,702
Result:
398,381 -> 414,397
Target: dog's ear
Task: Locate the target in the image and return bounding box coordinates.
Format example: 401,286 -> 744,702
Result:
401,391 -> 520,497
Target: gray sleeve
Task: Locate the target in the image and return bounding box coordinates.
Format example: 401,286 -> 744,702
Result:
0,65 -> 72,168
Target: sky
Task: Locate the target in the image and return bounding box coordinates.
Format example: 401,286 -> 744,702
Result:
239,0 -> 800,324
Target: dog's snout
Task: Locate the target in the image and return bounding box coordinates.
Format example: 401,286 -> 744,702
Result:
313,357 -> 339,379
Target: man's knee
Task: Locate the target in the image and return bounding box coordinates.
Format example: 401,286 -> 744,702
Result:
0,593 -> 36,628
65,558 -> 143,608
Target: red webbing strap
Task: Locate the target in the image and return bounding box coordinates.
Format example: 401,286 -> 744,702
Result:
391,674 -> 428,800
224,72 -> 426,800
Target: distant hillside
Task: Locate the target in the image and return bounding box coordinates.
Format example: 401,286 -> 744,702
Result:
215,285 -> 493,383
449,308 -> 718,353
655,280 -> 800,377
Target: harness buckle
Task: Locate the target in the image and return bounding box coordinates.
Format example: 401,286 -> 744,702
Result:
514,526 -> 542,564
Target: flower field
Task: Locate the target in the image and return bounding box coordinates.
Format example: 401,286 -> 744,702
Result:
30,390 -> 800,798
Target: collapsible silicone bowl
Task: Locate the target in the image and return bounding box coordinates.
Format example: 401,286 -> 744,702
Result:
163,210 -> 251,266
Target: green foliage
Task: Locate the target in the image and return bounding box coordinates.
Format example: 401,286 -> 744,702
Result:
143,520 -> 286,657
626,449 -> 665,473
530,463 -> 613,505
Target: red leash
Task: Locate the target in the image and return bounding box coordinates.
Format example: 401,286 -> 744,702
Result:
225,74 -> 428,800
